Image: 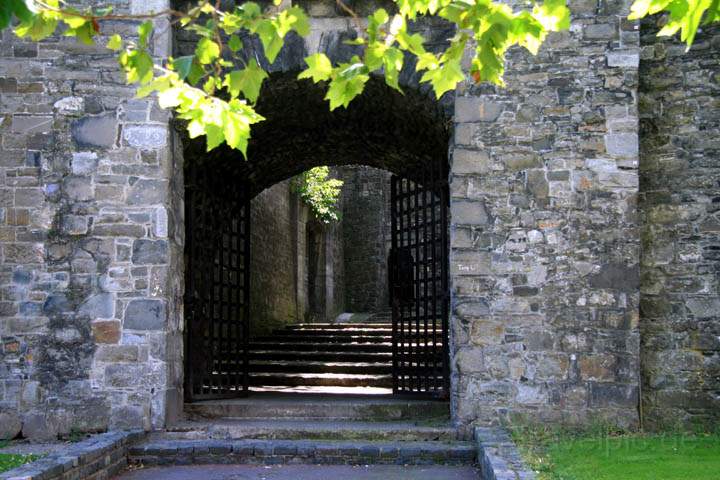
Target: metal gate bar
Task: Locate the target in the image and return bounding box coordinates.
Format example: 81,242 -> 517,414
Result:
185,170 -> 250,401
390,157 -> 449,398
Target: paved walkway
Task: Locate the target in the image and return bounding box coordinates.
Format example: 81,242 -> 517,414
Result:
114,464 -> 480,480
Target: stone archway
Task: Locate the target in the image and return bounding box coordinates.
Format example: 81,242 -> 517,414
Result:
181,71 -> 453,401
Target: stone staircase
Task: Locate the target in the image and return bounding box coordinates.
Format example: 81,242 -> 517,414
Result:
248,323 -> 394,391
130,394 -> 475,467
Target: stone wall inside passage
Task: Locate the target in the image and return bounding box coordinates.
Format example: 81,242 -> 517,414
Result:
249,181 -> 306,337
638,22 -> 720,430
339,166 -> 392,314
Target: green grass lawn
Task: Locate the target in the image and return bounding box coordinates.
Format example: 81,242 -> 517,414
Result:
512,428 -> 720,480
0,442 -> 39,474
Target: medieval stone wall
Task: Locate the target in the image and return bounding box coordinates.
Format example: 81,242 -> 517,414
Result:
0,0 -> 718,439
450,0 -> 641,428
638,22 -> 720,429
0,0 -> 182,438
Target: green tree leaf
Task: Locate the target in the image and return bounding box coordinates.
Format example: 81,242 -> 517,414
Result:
228,34 -> 243,52
138,20 -> 153,48
196,37 -> 220,64
107,34 -> 123,51
298,53 -> 333,82
224,59 -> 269,103
172,56 -> 195,80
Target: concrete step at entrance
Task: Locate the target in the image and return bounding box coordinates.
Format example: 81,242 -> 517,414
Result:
184,394 -> 450,421
250,360 -> 392,375
156,419 -> 458,442
129,438 -> 476,466
249,372 -> 393,388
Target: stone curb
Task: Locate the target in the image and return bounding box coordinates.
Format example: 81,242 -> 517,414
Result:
475,427 -> 536,480
127,439 -> 476,466
0,430 -> 146,480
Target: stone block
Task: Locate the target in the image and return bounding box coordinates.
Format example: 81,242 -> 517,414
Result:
607,50 -> 640,67
132,239 -> 169,264
453,149 -> 492,174
61,215 -> 89,235
71,152 -> 99,175
451,251 -> 492,276
79,293 -> 115,320
455,97 -> 503,123
65,177 -> 94,201
92,320 -> 121,344
21,413 -> 57,441
3,243 -> 44,264
14,188 -> 43,207
124,299 -> 166,330
0,411 -> 22,440
584,23 -> 617,40
71,114 -> 118,148
54,96 -> 84,113
605,133 -> 638,157
686,297 -> 720,318
127,179 -> 168,205
123,125 -> 167,149
452,200 -> 492,225
95,345 -> 141,362
154,207 -> 168,238
11,115 -> 52,134
526,170 -> 548,201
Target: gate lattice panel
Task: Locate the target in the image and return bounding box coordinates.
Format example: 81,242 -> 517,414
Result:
185,175 -> 250,401
390,162 -> 449,398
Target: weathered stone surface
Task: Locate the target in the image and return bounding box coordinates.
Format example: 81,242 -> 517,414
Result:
21,413 -> 57,441
0,411 -> 22,440
639,22 -> 720,430
92,320 -> 121,344
132,239 -> 168,264
123,125 -> 167,149
127,179 -> 168,205
79,293 -> 115,319
124,299 -> 166,330
455,97 -> 503,123
71,152 -> 98,175
71,113 -> 118,148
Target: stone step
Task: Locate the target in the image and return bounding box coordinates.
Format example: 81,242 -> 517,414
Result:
249,342 -> 443,353
276,327 -> 393,336
255,334 -> 393,344
129,439 -> 475,466
156,419 -> 458,442
249,342 -> 394,353
249,372 -> 393,388
286,323 -> 392,330
248,350 -> 393,363
250,360 -> 392,375
184,393 -> 450,421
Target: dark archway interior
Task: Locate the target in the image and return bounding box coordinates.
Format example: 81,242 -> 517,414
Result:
182,72 -> 452,199
182,74 -> 452,399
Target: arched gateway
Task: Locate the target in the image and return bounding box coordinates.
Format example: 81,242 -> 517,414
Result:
182,73 -> 453,400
